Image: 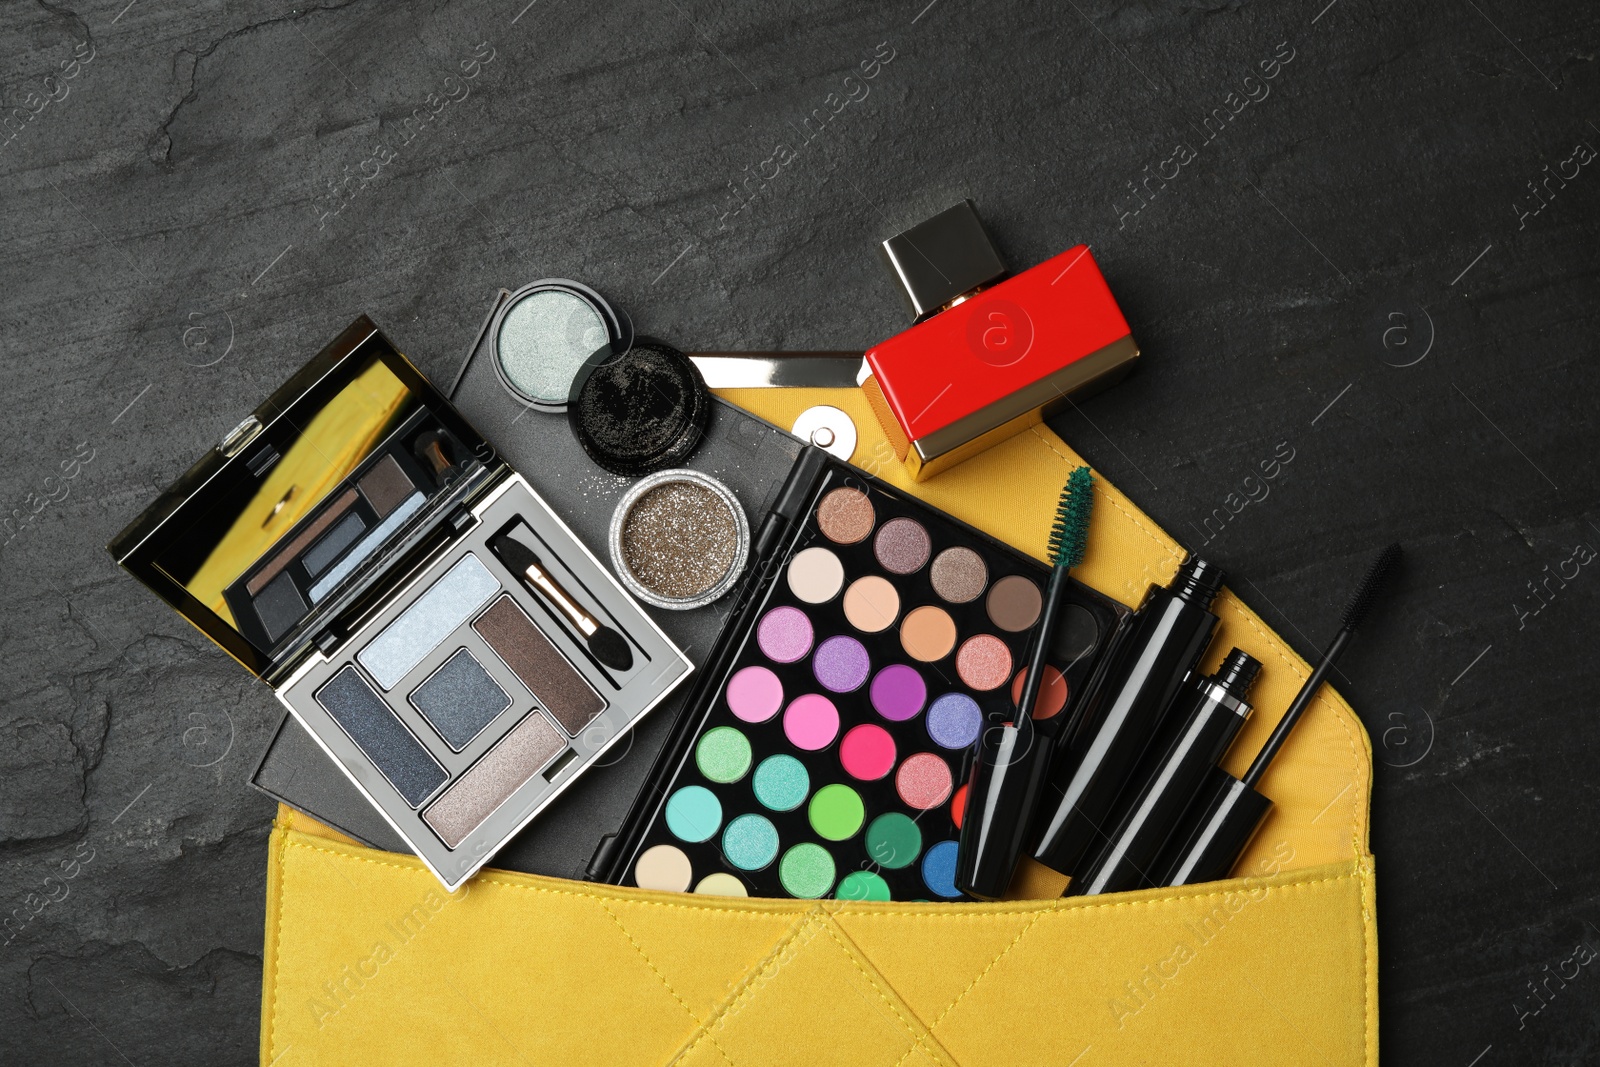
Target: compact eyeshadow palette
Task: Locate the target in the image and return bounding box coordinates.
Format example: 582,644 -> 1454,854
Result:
110,319 -> 690,889
597,448 -> 1130,901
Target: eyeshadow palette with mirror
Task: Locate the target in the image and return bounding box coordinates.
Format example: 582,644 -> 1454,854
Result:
110,319 -> 691,889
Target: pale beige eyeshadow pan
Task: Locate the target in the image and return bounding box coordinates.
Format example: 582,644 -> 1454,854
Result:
786,547 -> 845,603
422,710 -> 565,848
842,576 -> 900,633
634,843 -> 693,891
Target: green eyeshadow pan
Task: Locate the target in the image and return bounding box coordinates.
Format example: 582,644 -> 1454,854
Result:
696,726 -> 753,783
865,812 -> 922,870
808,783 -> 865,841
836,870 -> 892,901
779,842 -> 836,898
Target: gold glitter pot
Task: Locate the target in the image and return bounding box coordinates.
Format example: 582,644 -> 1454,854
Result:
608,469 -> 750,610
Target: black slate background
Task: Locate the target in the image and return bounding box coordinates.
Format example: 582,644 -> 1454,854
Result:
2,0 -> 1598,1063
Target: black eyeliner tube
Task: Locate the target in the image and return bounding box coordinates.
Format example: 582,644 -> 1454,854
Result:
1031,556 -> 1224,875
1065,649 -> 1260,896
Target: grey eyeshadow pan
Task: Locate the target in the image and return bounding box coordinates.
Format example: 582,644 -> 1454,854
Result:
315,665 -> 447,808
256,570 -> 308,641
410,648 -> 511,751
302,511 -> 367,576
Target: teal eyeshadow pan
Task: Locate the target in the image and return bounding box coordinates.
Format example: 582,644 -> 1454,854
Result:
722,814 -> 780,870
665,785 -> 722,843
751,755 -> 810,812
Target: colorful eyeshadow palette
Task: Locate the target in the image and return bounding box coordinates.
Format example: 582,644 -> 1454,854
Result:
111,320 -> 691,889
601,449 -> 1129,901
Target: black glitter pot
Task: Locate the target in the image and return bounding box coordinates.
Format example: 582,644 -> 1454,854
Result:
568,339 -> 710,476
608,469 -> 749,610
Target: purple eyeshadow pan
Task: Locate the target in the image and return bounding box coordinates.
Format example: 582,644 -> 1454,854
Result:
757,606 -> 813,664
869,664 -> 927,722
926,693 -> 982,749
812,635 -> 870,693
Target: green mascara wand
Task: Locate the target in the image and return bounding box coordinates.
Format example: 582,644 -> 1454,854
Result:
956,466 -> 1096,899
1015,465 -> 1096,730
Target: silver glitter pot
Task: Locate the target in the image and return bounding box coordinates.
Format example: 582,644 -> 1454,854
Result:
489,279 -> 628,413
608,469 -> 749,611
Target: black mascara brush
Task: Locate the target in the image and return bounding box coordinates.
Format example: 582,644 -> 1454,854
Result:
955,466 -> 1094,900
1152,543 -> 1403,887
1239,542 -> 1402,790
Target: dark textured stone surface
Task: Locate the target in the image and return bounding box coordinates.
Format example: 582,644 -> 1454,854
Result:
2,0 -> 1597,1062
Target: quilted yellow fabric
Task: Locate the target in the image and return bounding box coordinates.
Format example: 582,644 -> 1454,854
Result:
259,387 -> 1377,1066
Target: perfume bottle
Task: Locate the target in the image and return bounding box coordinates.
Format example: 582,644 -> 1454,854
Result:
860,200 -> 1140,480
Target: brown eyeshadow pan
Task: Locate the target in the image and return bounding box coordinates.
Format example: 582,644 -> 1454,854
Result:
473,594 -> 605,734
986,574 -> 1043,632
359,454 -> 416,519
815,487 -> 875,545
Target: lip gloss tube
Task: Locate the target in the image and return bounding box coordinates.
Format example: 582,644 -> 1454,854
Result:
1064,649 -> 1260,896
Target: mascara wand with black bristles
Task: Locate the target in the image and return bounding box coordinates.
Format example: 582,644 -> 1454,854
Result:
1153,543 -> 1404,887
956,467 -> 1096,900
1241,542 -> 1403,789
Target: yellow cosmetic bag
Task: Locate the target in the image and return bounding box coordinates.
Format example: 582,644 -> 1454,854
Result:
260,388 -> 1376,1066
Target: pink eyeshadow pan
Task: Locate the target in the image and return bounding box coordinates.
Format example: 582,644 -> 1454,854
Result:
783,694 -> 840,751
726,665 -> 784,723
896,752 -> 954,809
839,724 -> 896,781
757,606 -> 813,663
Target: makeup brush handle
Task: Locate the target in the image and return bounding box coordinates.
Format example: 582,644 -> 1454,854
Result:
524,561 -> 600,638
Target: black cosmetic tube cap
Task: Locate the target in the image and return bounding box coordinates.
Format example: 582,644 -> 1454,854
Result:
956,722 -> 1056,900
1151,766 -> 1274,888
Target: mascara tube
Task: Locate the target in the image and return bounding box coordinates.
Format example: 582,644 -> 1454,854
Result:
1031,556 -> 1224,875
1065,649 -> 1259,896
954,600 -> 1074,899
1149,768 -> 1274,887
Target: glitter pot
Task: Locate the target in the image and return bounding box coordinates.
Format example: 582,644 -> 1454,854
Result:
569,338 -> 711,476
608,469 -> 749,610
489,279 -> 627,412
